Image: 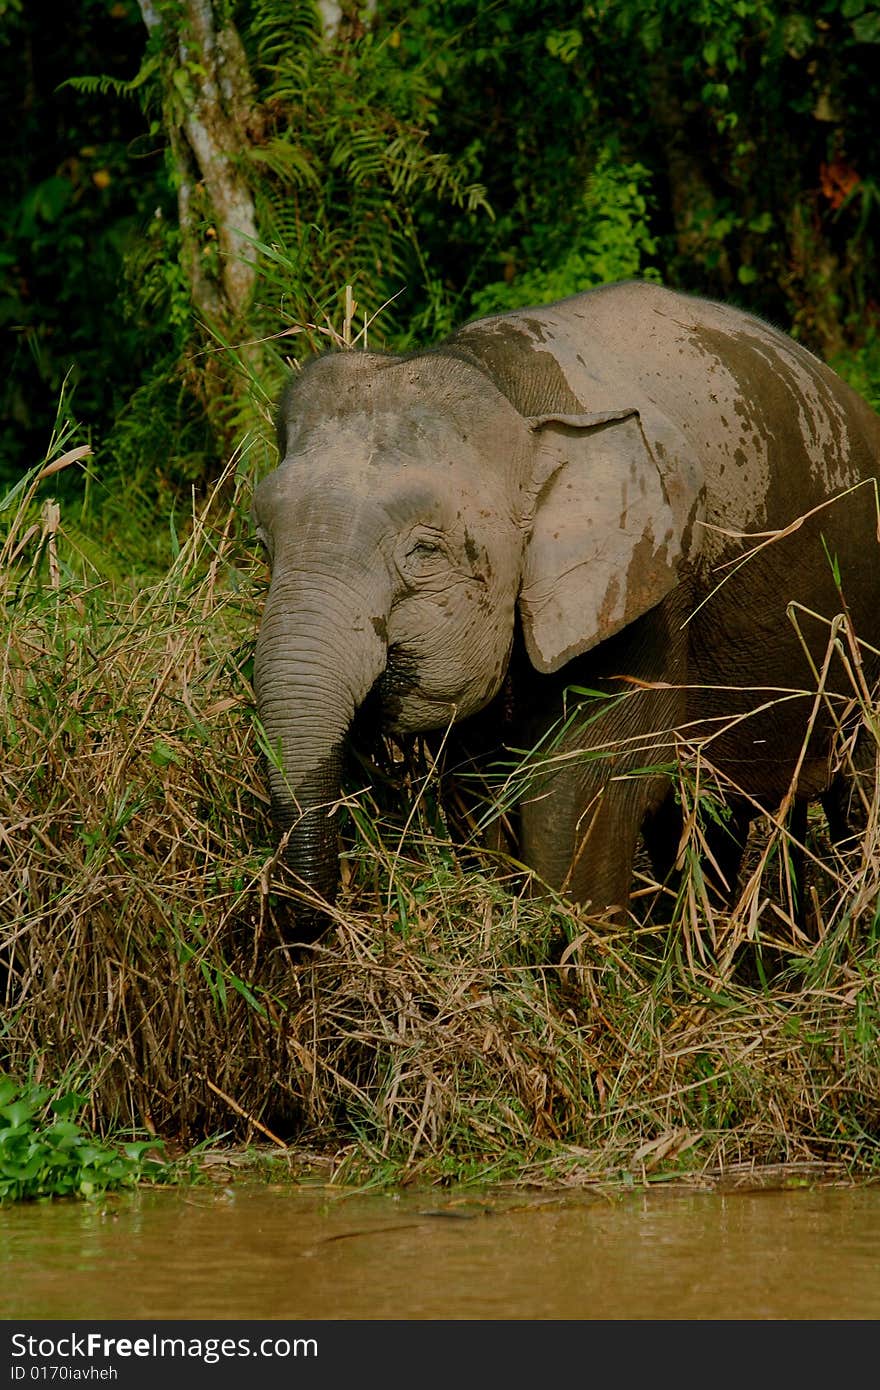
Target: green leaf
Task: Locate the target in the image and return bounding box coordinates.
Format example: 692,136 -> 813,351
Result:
171,68 -> 191,99
0,1100 -> 39,1128
150,739 -> 181,768
852,12 -> 880,41
0,1079 -> 20,1108
50,1090 -> 87,1117
45,1121 -> 84,1148
747,211 -> 773,234
229,974 -> 267,1017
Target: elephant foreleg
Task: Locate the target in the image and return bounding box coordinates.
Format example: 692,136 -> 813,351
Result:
516,696 -> 679,919
512,593 -> 690,917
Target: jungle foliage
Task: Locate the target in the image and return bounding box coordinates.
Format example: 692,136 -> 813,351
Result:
3,0 -> 880,505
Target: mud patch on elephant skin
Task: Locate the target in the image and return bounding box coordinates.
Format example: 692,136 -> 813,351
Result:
462,529 -> 493,580
447,322 -> 585,418
691,322 -> 853,514
622,527 -> 677,626
596,574 -> 623,633
678,494 -> 705,562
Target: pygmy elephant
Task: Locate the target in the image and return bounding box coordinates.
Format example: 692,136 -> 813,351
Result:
252,280 -> 880,929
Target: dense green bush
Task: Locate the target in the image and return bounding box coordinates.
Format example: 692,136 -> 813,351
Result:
0,1076 -> 167,1201
0,0 -> 172,487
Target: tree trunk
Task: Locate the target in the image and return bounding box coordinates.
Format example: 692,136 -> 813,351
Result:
137,0 -> 264,432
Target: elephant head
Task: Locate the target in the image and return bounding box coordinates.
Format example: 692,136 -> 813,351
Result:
252,344 -> 692,921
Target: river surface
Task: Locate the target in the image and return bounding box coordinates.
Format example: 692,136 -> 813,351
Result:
2,1180 -> 880,1320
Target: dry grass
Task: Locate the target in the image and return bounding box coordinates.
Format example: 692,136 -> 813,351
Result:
3,441 -> 880,1189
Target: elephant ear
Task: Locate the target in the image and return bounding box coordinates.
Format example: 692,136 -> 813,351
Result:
519,408 -> 694,675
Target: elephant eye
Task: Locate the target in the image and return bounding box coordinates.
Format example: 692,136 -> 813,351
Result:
403,534 -> 447,577
409,539 -> 441,559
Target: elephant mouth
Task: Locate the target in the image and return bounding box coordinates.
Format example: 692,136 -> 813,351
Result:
358,645 -> 457,735
359,644 -> 420,729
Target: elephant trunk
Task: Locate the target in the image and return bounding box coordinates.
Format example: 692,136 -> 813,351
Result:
254,571 -> 388,908
267,751 -> 347,906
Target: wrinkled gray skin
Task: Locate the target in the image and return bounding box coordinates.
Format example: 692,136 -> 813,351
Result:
252,281 -> 880,928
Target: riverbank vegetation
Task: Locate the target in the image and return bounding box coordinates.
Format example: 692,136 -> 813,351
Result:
3,422 -> 880,1190
3,0 -> 880,1194
0,1075 -> 168,1201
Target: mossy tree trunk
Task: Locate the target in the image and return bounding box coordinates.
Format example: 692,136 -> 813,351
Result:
137,0 -> 266,444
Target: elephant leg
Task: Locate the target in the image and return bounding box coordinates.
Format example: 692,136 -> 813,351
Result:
639,790 -> 684,919
429,679 -> 523,869
781,796 -> 808,926
701,796 -> 755,907
729,796 -> 814,940
780,725 -> 877,939
519,761 -> 669,917
641,789 -> 683,884
821,722 -> 877,852
641,786 -> 754,911
515,682 -> 680,917
513,594 -> 689,917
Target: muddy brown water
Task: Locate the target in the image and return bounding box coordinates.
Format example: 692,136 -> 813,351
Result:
2,1181 -> 880,1320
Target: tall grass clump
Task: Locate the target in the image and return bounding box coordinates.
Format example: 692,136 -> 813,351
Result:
1,430 -> 292,1142
3,408 -> 880,1189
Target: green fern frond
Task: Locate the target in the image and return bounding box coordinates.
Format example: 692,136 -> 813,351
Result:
248,137 -> 322,188
384,136 -> 490,213
61,54 -> 161,100
248,0 -> 322,66
328,129 -> 388,184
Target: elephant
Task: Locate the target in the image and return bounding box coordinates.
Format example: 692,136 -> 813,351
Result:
251,279 -> 880,931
